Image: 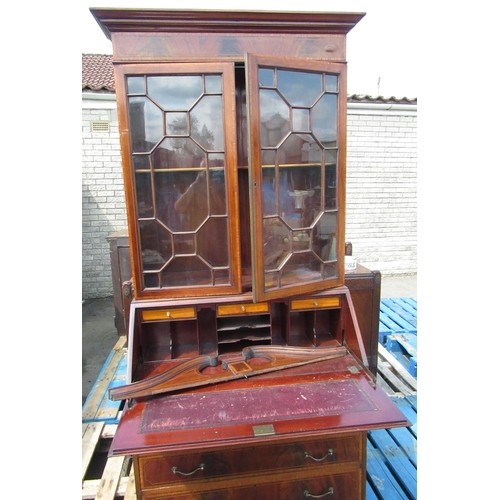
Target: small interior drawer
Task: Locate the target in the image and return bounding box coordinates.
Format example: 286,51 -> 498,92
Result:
290,296 -> 341,311
141,307 -> 196,322
217,302 -> 269,316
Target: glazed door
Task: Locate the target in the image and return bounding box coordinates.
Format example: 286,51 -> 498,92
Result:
246,55 -> 347,302
114,62 -> 242,300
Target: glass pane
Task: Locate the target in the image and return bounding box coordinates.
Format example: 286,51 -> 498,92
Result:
207,153 -> 225,168
166,112 -> 189,135
155,171 -> 185,231
173,233 -> 196,255
280,253 -> 321,285
147,75 -> 203,110
262,167 -> 277,216
292,108 -> 310,132
135,173 -> 153,218
325,151 -> 337,210
259,68 -> 275,87
259,89 -> 290,147
208,169 -> 227,216
312,212 -> 337,261
133,154 -> 150,171
312,93 -> 338,146
127,76 -> 145,94
161,257 -> 212,287
173,170 -> 209,231
139,220 -> 172,271
152,137 -> 205,169
325,74 -> 338,92
205,74 -> 222,93
199,218 -> 229,266
129,97 -> 164,153
191,95 -> 224,151
255,63 -> 342,293
277,69 -> 322,107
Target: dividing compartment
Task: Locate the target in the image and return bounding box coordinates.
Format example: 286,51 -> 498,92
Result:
216,302 -> 273,354
287,296 -> 343,347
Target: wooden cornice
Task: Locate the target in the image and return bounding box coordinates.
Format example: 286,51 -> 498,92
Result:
91,8 -> 365,39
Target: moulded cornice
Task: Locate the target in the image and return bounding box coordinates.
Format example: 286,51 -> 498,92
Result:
91,8 -> 365,39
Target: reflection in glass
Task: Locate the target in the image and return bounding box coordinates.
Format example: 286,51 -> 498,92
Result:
205,74 -> 222,93
259,89 -> 290,147
127,76 -> 145,94
277,69 -> 322,107
153,137 -> 205,169
257,65 -> 340,291
147,75 -> 203,110
135,173 -> 153,218
129,97 -> 164,153
258,68 -> 274,87
312,94 -> 337,146
191,95 -> 224,150
166,112 -> 189,136
128,71 -> 231,291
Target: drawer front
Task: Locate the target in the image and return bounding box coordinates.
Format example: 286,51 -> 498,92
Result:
138,434 -> 361,488
217,302 -> 269,316
140,471 -> 361,499
290,296 -> 341,311
142,307 -> 196,322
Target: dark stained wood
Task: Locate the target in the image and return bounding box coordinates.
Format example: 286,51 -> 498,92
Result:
109,345 -> 347,401
90,8 -> 408,499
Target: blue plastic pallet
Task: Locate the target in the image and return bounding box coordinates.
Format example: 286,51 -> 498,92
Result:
366,395 -> 417,499
379,298 -> 417,344
82,340 -> 127,424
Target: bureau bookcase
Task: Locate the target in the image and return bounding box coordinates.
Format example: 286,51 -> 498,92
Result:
92,8 -> 408,499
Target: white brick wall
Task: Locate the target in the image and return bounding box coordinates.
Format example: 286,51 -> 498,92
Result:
346,107 -> 417,275
81,94 -> 417,299
82,98 -> 127,299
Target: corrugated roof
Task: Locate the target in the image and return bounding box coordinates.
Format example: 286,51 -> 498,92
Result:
81,53 -> 417,104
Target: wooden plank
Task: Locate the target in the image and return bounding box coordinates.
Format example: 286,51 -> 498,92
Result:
368,430 -> 417,499
388,333 -> 417,360
378,344 -> 417,392
93,455 -> 127,500
377,361 -> 415,397
82,476 -> 130,500
366,440 -> 408,499
82,421 -> 105,481
124,467 -> 137,499
83,336 -> 127,423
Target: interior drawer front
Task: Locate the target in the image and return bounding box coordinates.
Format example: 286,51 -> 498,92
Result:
217,302 -> 269,316
139,435 -> 361,487
290,296 -> 341,311
141,307 -> 196,322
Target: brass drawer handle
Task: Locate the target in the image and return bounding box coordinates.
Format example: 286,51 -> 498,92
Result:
171,463 -> 205,476
304,448 -> 334,462
304,487 -> 334,498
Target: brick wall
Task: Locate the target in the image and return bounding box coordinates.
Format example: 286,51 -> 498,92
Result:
81,94 -> 417,299
82,99 -> 127,299
346,107 -> 417,275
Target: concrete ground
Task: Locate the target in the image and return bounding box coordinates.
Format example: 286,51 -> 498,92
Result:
82,273 -> 417,404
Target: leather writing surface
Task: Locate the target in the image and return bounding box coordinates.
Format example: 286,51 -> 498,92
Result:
141,378 -> 375,433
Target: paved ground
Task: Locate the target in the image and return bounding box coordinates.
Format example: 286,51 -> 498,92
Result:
82,274 -> 417,404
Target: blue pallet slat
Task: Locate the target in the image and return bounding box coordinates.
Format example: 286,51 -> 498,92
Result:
387,427 -> 417,467
366,440 -> 409,499
382,299 -> 417,328
82,345 -> 128,424
379,303 -> 417,334
368,431 -> 417,500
